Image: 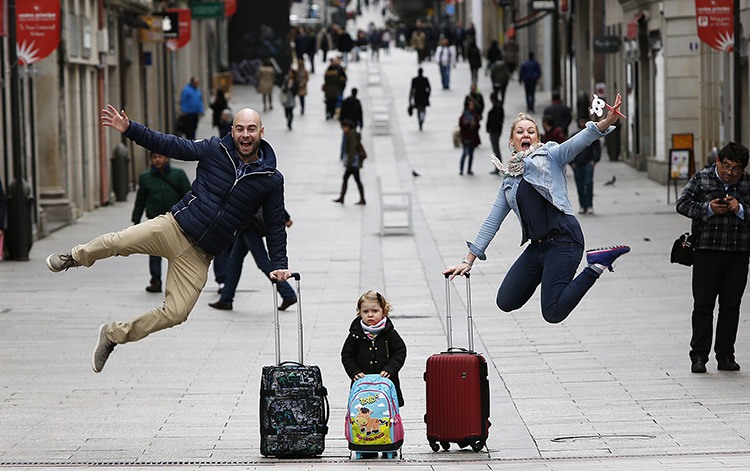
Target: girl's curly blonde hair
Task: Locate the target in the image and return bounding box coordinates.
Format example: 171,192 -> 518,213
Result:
356,290 -> 392,316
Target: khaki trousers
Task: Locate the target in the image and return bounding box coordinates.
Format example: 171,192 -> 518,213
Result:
72,213 -> 212,344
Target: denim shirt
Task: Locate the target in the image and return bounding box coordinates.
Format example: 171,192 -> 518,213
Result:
468,121 -> 612,260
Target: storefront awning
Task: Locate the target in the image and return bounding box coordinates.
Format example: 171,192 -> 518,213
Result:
626,12 -> 646,40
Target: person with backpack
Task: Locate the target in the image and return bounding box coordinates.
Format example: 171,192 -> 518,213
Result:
341,290 -> 407,406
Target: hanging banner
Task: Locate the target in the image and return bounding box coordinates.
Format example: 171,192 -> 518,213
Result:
695,0 -> 734,52
16,0 -> 61,65
0,0 -> 6,37
225,0 -> 237,18
165,8 -> 191,51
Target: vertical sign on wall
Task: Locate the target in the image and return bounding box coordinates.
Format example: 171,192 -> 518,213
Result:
16,0 -> 60,65
695,0 -> 734,52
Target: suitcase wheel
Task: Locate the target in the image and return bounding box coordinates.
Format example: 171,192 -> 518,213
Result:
470,440 -> 485,452
381,451 -> 398,459
458,440 -> 469,449
354,451 -> 378,459
428,439 -> 440,452
440,441 -> 450,451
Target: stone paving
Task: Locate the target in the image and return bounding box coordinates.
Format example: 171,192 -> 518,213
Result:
2,8 -> 750,471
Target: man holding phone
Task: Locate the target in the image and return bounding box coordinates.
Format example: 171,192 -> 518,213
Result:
677,142 -> 750,373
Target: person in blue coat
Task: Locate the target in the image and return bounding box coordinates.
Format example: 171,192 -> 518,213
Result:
46,106 -> 292,373
179,76 -> 204,139
444,94 -> 629,325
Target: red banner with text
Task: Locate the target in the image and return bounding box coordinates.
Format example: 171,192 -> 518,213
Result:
16,0 -> 60,65
695,0 -> 734,52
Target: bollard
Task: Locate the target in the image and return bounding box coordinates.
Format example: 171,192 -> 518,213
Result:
111,143 -> 130,202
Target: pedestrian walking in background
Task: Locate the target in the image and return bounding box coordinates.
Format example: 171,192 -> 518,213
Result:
569,118 -> 601,214
304,29 -> 317,74
280,69 -> 298,130
332,119 -> 366,205
341,290 -> 407,407
485,40 -> 502,73
458,100 -> 481,176
434,37 -> 454,90
208,209 -> 297,312
490,59 -> 511,104
486,93 -> 505,174
340,87 -> 364,131
256,60 -> 277,113
444,94 -> 630,326
409,67 -> 431,131
519,52 -> 542,113
210,88 -> 228,136
179,76 -> 204,140
131,152 -> 192,293
46,106 -> 292,373
317,26 -> 333,64
543,90 -> 573,138
452,21 -> 466,62
541,116 -> 565,144
676,142 -> 750,374
218,108 -> 232,137
463,82 -> 485,121
502,34 -> 520,74
411,21 -> 427,63
323,56 -> 347,120
296,62 -> 309,115
466,41 -> 482,84
337,28 -> 354,66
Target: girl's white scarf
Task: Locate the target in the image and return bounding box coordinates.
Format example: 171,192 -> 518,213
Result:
491,142 -> 543,177
361,317 -> 387,339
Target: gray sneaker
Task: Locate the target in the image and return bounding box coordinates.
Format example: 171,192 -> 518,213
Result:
46,253 -> 81,272
92,324 -> 116,373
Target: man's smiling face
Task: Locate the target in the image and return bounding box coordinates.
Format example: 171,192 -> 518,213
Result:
231,109 -> 264,162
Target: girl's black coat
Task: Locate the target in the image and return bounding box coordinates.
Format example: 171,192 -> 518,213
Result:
341,317 -> 407,406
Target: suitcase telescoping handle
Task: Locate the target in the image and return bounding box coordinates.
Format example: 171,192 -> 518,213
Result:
444,272 -> 474,352
272,272 -> 303,366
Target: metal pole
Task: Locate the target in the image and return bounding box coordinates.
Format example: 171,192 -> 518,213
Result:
734,0 -> 742,142
5,0 -> 34,260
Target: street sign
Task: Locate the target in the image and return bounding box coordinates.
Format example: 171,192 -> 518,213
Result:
593,35 -> 621,53
531,0 -> 556,12
190,2 -> 223,19
161,11 -> 179,38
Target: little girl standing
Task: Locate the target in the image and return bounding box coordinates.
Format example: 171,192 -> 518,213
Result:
341,290 -> 407,407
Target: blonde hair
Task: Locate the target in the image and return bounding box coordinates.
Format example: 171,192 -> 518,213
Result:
357,290 -> 392,316
508,112 -> 540,140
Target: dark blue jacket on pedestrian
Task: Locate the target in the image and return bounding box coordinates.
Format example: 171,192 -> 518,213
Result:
123,120 -> 288,268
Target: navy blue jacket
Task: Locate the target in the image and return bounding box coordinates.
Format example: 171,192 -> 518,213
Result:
123,121 -> 288,268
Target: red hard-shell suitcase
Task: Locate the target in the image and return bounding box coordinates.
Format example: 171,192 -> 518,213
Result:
424,273 -> 490,452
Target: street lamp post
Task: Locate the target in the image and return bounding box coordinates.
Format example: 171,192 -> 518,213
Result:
5,0 -> 34,261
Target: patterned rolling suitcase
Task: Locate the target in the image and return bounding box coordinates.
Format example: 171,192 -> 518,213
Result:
260,273 -> 330,457
424,273 -> 491,452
